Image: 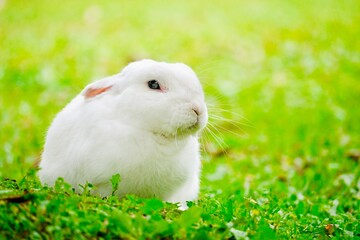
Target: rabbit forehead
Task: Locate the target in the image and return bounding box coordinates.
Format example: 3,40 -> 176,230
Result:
121,60 -> 201,89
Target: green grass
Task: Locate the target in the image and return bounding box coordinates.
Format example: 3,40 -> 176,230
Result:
1,0 -> 359,239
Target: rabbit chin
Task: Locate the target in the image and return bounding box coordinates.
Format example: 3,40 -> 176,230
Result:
152,122 -> 203,141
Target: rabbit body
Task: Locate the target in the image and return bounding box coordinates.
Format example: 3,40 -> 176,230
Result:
39,60 -> 207,207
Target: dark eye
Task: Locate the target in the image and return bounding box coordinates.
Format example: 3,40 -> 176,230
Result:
148,80 -> 161,90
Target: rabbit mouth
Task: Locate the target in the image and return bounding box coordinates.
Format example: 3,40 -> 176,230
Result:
153,122 -> 201,140
169,122 -> 202,139
176,122 -> 200,135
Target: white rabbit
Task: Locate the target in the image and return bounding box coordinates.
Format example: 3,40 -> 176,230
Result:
38,59 -> 208,209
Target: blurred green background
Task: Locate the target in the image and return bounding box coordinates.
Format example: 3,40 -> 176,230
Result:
1,0 -> 359,204
1,0 -> 360,238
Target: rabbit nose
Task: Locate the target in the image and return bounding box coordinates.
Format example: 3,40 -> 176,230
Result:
192,106 -> 201,116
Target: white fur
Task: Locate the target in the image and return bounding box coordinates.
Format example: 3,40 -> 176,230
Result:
38,59 -> 208,208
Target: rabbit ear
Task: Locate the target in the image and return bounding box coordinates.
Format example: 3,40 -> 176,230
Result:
82,75 -> 118,99
84,85 -> 112,98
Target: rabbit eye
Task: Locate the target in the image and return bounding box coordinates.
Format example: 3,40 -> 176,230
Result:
148,80 -> 161,90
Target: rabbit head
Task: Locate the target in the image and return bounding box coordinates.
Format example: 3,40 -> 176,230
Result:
82,59 -> 208,140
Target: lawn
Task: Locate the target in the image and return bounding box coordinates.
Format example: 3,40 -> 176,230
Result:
0,0 -> 359,239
